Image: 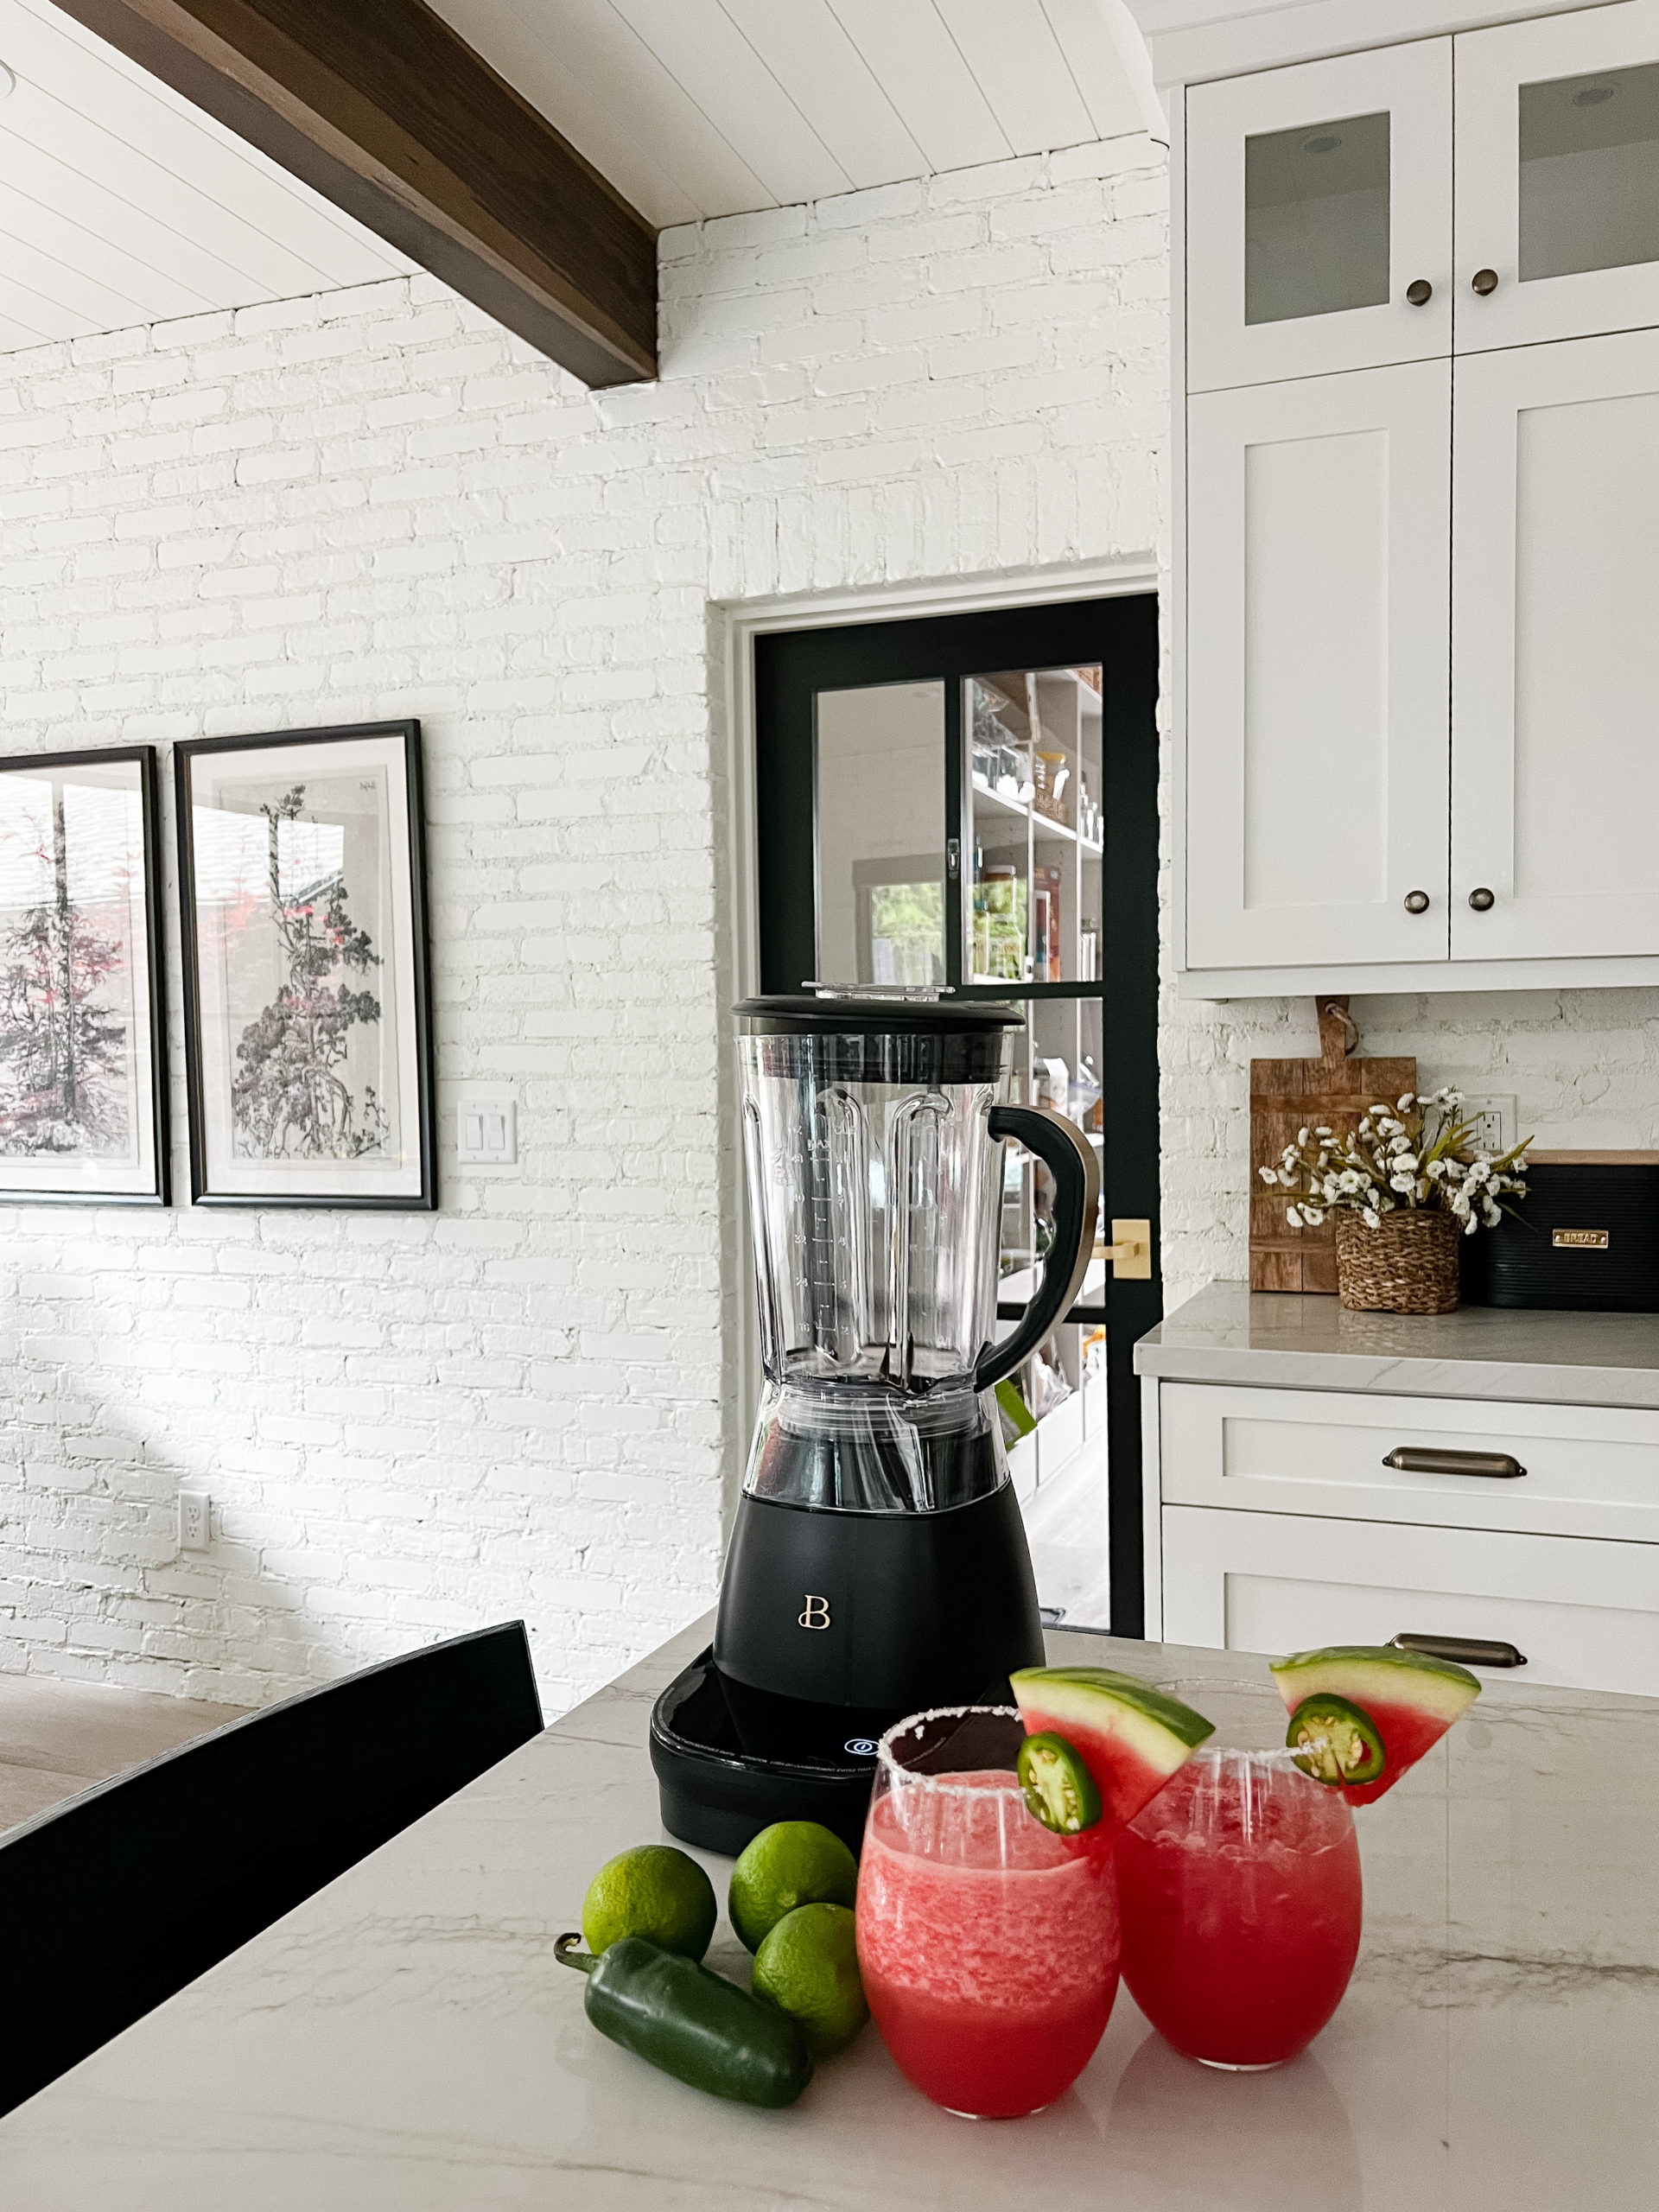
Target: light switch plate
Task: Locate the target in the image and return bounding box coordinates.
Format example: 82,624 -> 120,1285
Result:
456,1097 -> 517,1166
1463,1094 -> 1516,1157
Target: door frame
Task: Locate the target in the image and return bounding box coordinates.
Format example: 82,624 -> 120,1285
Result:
720,557 -> 1160,1636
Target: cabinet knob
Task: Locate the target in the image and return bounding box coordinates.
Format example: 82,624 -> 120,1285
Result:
1403,889 -> 1431,914
1471,268 -> 1499,296
1467,887 -> 1496,911
1405,278 -> 1433,306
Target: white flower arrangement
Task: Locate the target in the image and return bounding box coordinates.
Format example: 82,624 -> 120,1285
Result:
1263,1088 -> 1531,1238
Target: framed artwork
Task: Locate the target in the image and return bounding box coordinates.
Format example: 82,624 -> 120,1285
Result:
0,746 -> 168,1205
175,721 -> 435,1209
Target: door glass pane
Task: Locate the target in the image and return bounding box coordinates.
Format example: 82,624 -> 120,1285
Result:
966,665 -> 1103,984
1245,111 -> 1390,325
1012,1320 -> 1109,1630
994,997 -> 1108,1630
1519,63 -> 1659,283
814,681 -> 945,988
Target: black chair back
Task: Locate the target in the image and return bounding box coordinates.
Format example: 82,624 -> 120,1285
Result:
0,1620 -> 543,2116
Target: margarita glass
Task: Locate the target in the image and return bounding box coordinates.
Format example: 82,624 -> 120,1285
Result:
855,1706 -> 1120,2117
1115,1680 -> 1363,2069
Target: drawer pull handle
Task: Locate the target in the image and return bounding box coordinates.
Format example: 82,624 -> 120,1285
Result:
1391,1632 -> 1528,1669
1382,1446 -> 1526,1479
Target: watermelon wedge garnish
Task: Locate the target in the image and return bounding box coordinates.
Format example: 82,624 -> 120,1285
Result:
1269,1644 -> 1481,1807
1010,1667 -> 1215,1835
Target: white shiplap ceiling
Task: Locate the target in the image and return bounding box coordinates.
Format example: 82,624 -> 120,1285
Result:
0,0 -> 413,353
424,0 -> 1154,227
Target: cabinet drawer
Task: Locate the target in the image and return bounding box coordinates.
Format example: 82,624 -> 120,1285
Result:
1162,1504 -> 1659,1697
1160,1382 -> 1659,1543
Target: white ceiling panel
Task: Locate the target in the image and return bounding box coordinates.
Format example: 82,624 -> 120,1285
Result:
823,0 -> 1013,178
607,0 -> 852,206
720,0 -> 925,192
0,0 -> 413,349
1039,0 -> 1158,142
936,0 -> 1096,156
431,0 -> 768,228
426,0 -> 1147,223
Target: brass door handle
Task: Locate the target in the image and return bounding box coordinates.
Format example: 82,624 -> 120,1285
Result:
1383,1446 -> 1526,1479
1468,887 -> 1496,911
1095,1220 -> 1152,1280
1471,268 -> 1499,296
1406,278 -> 1433,306
1391,1632 -> 1527,1669
1403,889 -> 1430,914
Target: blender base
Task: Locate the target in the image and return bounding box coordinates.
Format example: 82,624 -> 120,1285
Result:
649,1649 -> 882,1856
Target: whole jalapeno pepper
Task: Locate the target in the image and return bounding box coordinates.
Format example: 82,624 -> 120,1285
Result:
556,1932 -> 812,2108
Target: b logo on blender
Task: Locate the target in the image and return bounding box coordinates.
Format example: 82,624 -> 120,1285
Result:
798,1595 -> 832,1630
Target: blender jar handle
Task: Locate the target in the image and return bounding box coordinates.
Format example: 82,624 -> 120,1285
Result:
974,1106 -> 1102,1393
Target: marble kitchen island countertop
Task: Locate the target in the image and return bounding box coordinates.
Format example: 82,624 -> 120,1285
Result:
2,1613 -> 1657,2209
1136,1280 -> 1659,1408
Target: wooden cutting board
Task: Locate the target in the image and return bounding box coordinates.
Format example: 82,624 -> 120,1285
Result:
1249,1001 -> 1417,1294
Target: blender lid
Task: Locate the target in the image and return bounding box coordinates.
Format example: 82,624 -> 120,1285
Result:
735,990 -> 1024,1035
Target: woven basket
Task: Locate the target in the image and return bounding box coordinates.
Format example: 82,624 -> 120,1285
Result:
1334,1208 -> 1461,1314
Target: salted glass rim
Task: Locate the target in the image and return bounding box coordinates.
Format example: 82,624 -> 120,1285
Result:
1153,1673 -> 1312,1775
875,1703 -> 1026,1797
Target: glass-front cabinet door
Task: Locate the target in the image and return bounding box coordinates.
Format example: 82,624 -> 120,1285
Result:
1456,3 -> 1659,353
1185,37 -> 1452,392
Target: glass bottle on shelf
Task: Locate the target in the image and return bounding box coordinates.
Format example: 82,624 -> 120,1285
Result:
982,863 -> 1027,981
1033,750 -> 1070,824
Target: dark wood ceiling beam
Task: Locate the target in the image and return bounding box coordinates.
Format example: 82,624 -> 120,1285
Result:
49,0 -> 658,386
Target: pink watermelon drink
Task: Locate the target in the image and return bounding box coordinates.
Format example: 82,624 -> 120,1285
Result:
855,1710 -> 1121,2118
1116,1745 -> 1363,2069
1270,1645 -> 1482,1807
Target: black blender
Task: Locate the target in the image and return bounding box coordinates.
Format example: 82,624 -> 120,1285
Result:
651,989 -> 1099,1853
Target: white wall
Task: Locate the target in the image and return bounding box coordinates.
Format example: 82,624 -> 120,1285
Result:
0,139 -> 1167,1707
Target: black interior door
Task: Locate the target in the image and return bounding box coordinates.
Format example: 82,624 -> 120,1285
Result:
752,595 -> 1160,1638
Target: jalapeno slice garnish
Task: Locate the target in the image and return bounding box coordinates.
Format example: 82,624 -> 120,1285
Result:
1017,1731 -> 1103,1834
1287,1693 -> 1387,1786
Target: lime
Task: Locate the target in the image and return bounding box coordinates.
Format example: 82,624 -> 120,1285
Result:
728,1821 -> 858,1955
581,1845 -> 716,1961
752,1902 -> 868,2057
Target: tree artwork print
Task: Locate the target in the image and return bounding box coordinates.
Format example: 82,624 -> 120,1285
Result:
0,788 -> 130,1154
0,751 -> 164,1204
231,785 -> 388,1162
179,723 -> 433,1208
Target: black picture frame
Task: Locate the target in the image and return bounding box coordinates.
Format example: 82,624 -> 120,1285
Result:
175,721 -> 436,1211
0,744 -> 168,1207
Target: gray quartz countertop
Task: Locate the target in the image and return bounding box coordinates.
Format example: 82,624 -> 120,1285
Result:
1135,1281 -> 1659,1408
3,1615 -> 1656,2208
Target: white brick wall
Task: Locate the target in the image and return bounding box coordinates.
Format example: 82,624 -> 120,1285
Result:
0,139 -> 1168,1710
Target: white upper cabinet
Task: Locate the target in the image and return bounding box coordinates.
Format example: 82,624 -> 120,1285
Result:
1185,361 -> 1452,970
1185,39 -> 1452,392
1179,0 -> 1659,991
1452,325 -> 1659,960
1456,2 -> 1659,353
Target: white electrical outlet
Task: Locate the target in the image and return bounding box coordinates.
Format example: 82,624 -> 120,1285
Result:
178,1491 -> 211,1552
456,1097 -> 516,1166
1463,1094 -> 1516,1156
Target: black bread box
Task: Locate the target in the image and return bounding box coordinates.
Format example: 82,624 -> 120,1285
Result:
1464,1154 -> 1659,1313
